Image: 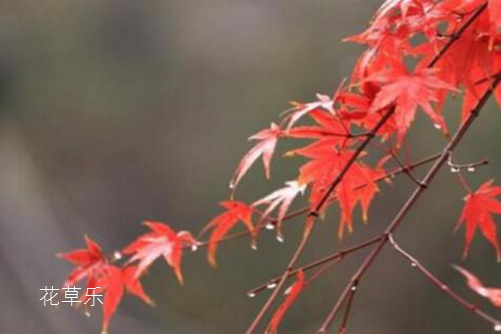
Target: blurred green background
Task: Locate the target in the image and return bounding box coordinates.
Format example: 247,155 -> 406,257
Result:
1,1 -> 500,333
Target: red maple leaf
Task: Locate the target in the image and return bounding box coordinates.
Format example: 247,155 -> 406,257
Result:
374,0 -> 433,23
286,109 -> 348,143
93,265 -> 154,334
230,123 -> 281,189
58,236 -> 107,287
285,94 -> 335,130
454,265 -> 501,307
123,222 -> 198,284
456,180 -> 501,261
267,270 -> 305,334
366,64 -> 455,143
294,143 -> 378,236
253,180 -> 307,242
489,0 -> 501,44
202,201 -> 255,267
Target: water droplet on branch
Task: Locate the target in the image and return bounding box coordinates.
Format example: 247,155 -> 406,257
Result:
265,223 -> 275,230
267,283 -> 277,290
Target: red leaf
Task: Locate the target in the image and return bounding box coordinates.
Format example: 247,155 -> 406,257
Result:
285,94 -> 334,131
202,201 -> 254,267
488,0 -> 501,44
294,143 -> 378,237
230,123 -> 281,189
286,109 -> 348,142
456,180 -> 501,261
454,265 -> 501,307
123,222 -> 197,284
284,82 -> 345,131
58,236 -> 107,287
253,181 -> 307,241
374,0 -> 431,23
268,270 -> 305,334
94,265 -> 154,334
366,65 -> 455,143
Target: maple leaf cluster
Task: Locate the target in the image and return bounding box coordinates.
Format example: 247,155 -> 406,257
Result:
59,225 -> 197,334
58,1 -> 501,332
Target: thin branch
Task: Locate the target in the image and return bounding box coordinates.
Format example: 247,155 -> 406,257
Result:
389,150 -> 426,188
338,282 -> 358,334
316,65 -> 501,334
447,155 -> 489,173
247,235 -> 381,297
388,234 -> 501,329
245,216 -> 315,334
455,171 -> 472,193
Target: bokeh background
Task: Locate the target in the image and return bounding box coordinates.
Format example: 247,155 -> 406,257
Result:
1,1 -> 500,333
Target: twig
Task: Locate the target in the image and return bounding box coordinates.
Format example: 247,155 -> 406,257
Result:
388,150 -> 426,188
338,281 -> 358,334
388,234 -> 501,329
245,216 -> 315,334
247,236 -> 381,296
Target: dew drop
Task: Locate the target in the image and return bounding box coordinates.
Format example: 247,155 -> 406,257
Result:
191,245 -> 199,252
265,223 -> 275,230
267,283 -> 277,290
85,311 -> 91,318
467,166 -> 476,173
410,262 -> 417,267
434,123 -> 441,130
276,235 -> 285,243
494,324 -> 501,332
229,182 -> 235,189
251,244 -> 258,251
113,251 -> 122,260
247,292 -> 256,298
284,286 -> 293,295
351,286 -> 357,291
450,166 -> 459,173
